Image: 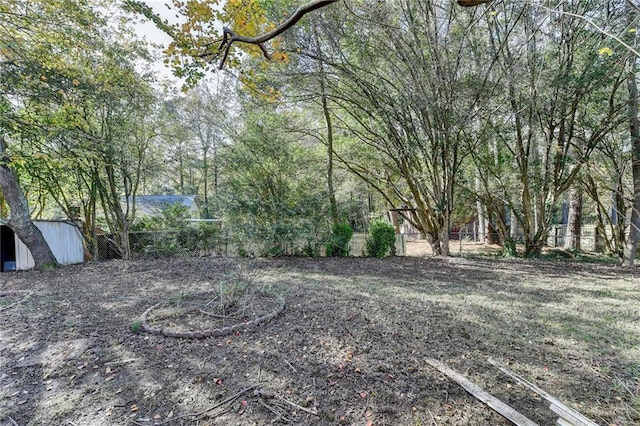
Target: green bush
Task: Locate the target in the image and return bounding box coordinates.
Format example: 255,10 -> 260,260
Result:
366,221 -> 396,258
326,222 -> 353,257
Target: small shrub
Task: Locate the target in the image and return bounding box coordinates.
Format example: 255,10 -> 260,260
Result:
237,246 -> 251,258
154,233 -> 181,257
130,320 -> 141,333
366,221 -> 396,258
326,222 -> 353,257
42,261 -> 58,270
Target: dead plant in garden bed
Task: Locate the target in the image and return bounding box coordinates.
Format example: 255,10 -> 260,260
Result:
202,260 -> 264,319
137,261 -> 285,339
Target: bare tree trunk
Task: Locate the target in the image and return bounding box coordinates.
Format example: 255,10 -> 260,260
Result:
509,209 -> 518,244
428,238 -> 443,256
322,88 -> 338,225
486,220 -> 498,244
563,189 -> 582,251
101,163 -> 133,260
475,175 -> 487,244
202,144 -> 210,219
0,134 -> 58,269
313,23 -> 339,225
623,51 -> 640,266
439,222 -> 450,256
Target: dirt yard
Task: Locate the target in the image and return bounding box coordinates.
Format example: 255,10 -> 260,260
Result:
1,256 -> 639,425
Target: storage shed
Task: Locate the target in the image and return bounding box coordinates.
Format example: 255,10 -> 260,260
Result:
0,220 -> 84,271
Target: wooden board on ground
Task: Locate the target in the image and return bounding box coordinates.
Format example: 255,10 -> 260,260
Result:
425,358 -> 539,426
488,358 -> 599,426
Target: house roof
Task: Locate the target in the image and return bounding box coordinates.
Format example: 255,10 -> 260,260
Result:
125,195 -> 199,216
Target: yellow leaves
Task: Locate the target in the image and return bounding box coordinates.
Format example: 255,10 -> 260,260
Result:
147,0 -> 288,83
269,36 -> 289,64
266,86 -> 281,102
223,0 -> 268,38
598,47 -> 613,57
239,74 -> 258,93
183,0 -> 217,21
240,74 -> 281,103
271,51 -> 289,64
245,44 -> 265,59
33,152 -> 51,162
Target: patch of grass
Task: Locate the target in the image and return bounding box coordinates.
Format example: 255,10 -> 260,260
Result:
168,292 -> 188,303
629,363 -> 640,379
539,249 -> 620,264
593,289 -> 615,298
461,246 -> 620,265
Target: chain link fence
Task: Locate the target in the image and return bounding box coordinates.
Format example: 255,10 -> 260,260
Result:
94,225 -> 609,261
129,230 -> 226,258
96,230 -> 328,260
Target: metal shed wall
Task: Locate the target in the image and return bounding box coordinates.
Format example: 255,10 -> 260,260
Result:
15,221 -> 84,270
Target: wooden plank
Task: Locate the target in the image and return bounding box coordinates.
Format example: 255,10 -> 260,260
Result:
425,359 -> 539,426
557,417 -> 575,426
488,358 -> 599,426
551,404 -> 592,426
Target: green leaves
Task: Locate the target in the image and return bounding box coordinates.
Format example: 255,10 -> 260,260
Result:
365,221 -> 396,258
219,106 -> 328,256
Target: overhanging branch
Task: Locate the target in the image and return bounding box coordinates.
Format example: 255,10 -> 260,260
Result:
213,0 -> 494,68
215,0 -> 339,69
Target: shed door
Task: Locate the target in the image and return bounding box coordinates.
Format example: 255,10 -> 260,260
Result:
0,225 -> 16,272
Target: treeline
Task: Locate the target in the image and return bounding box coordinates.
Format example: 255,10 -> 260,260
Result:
2,1 -> 639,265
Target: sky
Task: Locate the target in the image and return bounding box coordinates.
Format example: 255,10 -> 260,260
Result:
129,1 -> 182,84
126,1 -> 230,91
133,1 -> 176,46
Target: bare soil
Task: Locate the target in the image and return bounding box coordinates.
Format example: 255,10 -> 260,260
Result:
1,256 -> 639,425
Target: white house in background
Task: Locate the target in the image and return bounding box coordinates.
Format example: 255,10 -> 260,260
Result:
0,220 -> 85,271
123,195 -> 200,218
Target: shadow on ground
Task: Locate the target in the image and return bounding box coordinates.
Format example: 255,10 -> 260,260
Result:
1,256 -> 638,425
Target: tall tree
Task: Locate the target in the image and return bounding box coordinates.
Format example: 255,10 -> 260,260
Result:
2,0 -> 160,261
623,2 -> 640,266
0,0 -> 105,268
301,1 -> 497,255
63,46 -> 157,260
176,80 -> 232,218
478,0 -> 625,256
218,102 -> 328,256
563,188 -> 583,251
0,135 -> 57,268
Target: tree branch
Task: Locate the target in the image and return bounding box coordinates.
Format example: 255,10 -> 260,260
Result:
129,0 -> 495,72
539,4 -> 640,58
215,0 -> 339,69
457,0 -> 494,7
